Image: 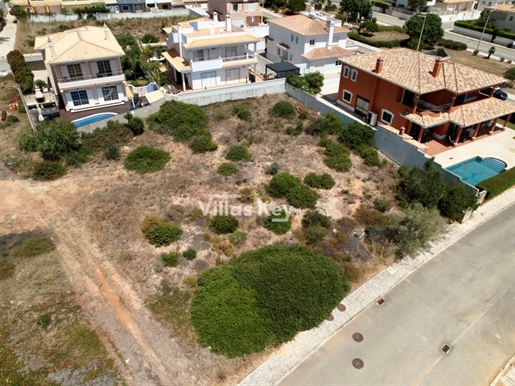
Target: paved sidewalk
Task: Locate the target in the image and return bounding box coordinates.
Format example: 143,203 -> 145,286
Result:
0,13 -> 18,74
239,188 -> 515,386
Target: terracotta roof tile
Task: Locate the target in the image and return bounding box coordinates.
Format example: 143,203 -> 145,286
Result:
268,14 -> 349,36
302,46 -> 353,59
340,48 -> 506,95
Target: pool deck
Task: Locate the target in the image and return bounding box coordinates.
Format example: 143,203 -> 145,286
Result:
58,102 -> 131,122
434,128 -> 515,169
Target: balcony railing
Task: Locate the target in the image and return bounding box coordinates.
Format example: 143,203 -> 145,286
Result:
190,53 -> 255,63
57,70 -> 124,83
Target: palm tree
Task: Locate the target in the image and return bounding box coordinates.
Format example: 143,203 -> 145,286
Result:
487,46 -> 496,59
312,0 -> 325,11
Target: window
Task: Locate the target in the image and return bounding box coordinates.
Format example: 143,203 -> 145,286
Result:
309,39 -> 315,46
226,68 -> 240,83
225,45 -> 237,58
233,3 -> 238,11
277,47 -> 281,55
194,50 -> 204,61
121,5 -> 129,11
381,109 -> 394,124
343,66 -> 350,78
401,89 -> 415,107
102,86 -> 118,101
67,64 -> 83,80
162,3 -> 168,9
97,60 -> 112,77
342,90 -> 352,103
509,16 -> 514,21
335,60 -> 342,66
289,53 -> 292,61
295,36 -> 299,44
351,69 -> 358,82
248,2 -> 255,11
291,34 -> 294,42
70,90 -> 88,106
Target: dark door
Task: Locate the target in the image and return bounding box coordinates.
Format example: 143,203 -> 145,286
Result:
355,96 -> 370,116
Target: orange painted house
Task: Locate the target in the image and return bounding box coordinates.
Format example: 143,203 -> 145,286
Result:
336,48 -> 515,146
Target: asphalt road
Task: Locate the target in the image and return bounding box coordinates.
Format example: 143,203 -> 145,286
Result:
278,203 -> 515,386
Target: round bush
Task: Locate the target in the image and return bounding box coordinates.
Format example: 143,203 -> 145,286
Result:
264,209 -> 292,235
229,230 -> 247,245
32,161 -> 66,181
104,143 -> 120,160
145,222 -> 182,247
11,237 -> 55,257
225,145 -> 251,162
287,184 -> 319,209
217,162 -> 238,176
209,214 -> 239,234
232,105 -> 252,121
268,101 -> 296,119
304,173 -> 336,190
141,33 -> 159,43
127,116 -> 145,135
183,248 -> 197,260
302,210 -> 331,228
190,130 -> 218,154
124,145 -> 170,174
266,172 -> 301,198
191,245 -> 349,357
161,251 -> 180,267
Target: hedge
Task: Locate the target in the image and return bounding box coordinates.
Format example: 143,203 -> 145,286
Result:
454,20 -> 515,40
476,167 -> 515,200
438,38 -> 467,51
348,32 -> 402,48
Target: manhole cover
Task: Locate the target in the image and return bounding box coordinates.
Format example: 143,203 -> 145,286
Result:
326,314 -> 334,321
352,333 -> 364,342
352,358 -> 364,369
377,298 -> 385,306
337,304 -> 346,312
441,344 -> 451,354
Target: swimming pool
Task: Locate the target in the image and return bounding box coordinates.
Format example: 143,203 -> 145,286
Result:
72,112 -> 117,127
447,157 -> 507,186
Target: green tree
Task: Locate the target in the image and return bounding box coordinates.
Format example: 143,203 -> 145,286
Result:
408,0 -> 427,11
35,120 -> 81,161
504,67 -> 515,86
397,159 -> 445,208
304,71 -> 324,94
487,46 -> 496,59
287,0 -> 306,12
313,0 -> 325,10
404,13 -> 444,47
339,0 -> 372,22
438,183 -> 478,222
359,21 -> 379,34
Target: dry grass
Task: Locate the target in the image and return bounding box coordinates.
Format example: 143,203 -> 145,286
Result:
366,30 -> 409,41
15,16 -> 191,53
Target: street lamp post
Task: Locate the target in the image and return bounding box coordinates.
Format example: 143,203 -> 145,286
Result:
416,14 -> 427,52
476,9 -> 493,51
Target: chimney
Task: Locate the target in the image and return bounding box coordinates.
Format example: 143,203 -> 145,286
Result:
48,37 -> 56,57
326,20 -> 334,48
432,57 -> 442,78
103,22 -> 109,40
213,11 -> 218,22
375,57 -> 384,74
226,14 -> 232,32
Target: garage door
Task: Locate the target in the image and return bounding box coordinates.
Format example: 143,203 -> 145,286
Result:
201,72 -> 216,88
226,68 -> 240,84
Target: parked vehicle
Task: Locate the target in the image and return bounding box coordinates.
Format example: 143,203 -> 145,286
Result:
508,41 -> 515,49
481,87 -> 508,101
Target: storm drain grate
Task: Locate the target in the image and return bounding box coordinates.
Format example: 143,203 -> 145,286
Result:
441,344 -> 451,354
337,304 -> 346,312
377,298 -> 385,306
352,358 -> 364,369
352,333 -> 364,342
326,314 -> 334,321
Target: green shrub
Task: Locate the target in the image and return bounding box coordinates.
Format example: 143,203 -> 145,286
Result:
189,130 -> 218,153
397,159 -> 445,208
141,215 -> 164,233
348,31 -> 402,48
191,245 -> 349,357
32,161 -> 66,181
298,109 -> 310,120
305,112 -> 345,136
229,231 -> 247,245
303,225 -> 328,244
438,38 -> 467,51
285,121 -> 304,136
225,145 -> 251,162
215,112 -> 228,121
104,143 -> 120,160
232,105 -> 252,121
373,197 -> 392,212
268,101 -> 295,119
145,222 -> 182,247
304,172 -> 336,189
265,162 -> 280,175
217,162 -> 238,176
141,33 -> 159,43
302,210 -> 331,228
264,209 -> 292,235
438,183 -> 478,221
322,140 -> 352,172
357,145 -> 380,166
476,166 -> 515,201
35,120 -> 81,161
124,145 -> 170,174
11,237 -> 55,257
61,145 -> 90,167
287,184 -> 319,209
209,215 -> 239,234
340,261 -> 361,282
0,260 -> 15,281
6,115 -> 19,125
339,121 -> 375,150
7,50 -> 34,93
81,120 -> 132,153
147,100 -> 208,141
17,125 -> 38,152
184,276 -> 197,288
183,248 -> 197,260
126,115 -> 145,135
161,251 -> 180,266
266,172 -> 301,198
286,72 -> 324,94
36,313 -> 52,329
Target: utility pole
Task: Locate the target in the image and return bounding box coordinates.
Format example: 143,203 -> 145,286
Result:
476,9 -> 493,51
416,14 -> 427,52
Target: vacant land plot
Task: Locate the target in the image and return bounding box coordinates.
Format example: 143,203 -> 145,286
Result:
364,30 -> 409,41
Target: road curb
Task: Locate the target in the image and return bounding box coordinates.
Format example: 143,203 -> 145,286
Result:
239,188 -> 515,386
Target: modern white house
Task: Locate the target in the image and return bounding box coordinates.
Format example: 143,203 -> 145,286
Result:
476,0 -> 510,11
484,3 -> 515,32
34,25 -> 129,113
162,17 -> 261,90
266,14 -> 353,75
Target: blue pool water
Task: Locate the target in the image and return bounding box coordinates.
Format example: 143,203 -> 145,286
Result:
447,157 -> 507,186
73,112 -> 117,127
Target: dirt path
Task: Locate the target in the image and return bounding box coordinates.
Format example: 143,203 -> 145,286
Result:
0,169 -> 190,386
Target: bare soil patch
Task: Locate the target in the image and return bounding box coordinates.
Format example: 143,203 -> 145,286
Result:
363,31 -> 409,41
